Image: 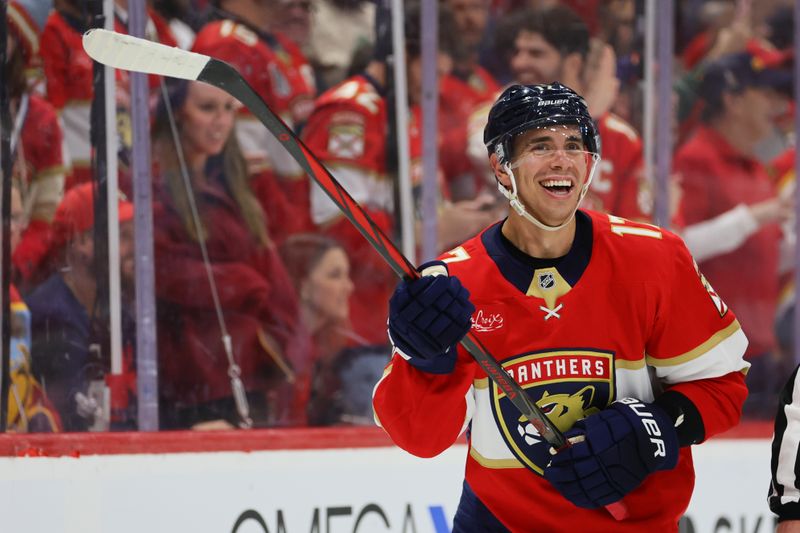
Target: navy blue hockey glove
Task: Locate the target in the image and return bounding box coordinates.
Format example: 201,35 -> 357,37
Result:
388,261 -> 475,374
543,397 -> 679,509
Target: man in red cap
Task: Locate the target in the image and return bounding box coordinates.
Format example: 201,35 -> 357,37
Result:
674,50 -> 794,419
25,183 -> 136,431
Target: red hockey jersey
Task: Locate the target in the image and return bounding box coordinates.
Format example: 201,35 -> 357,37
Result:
302,74 -> 428,346
192,19 -> 316,208
588,113 -> 650,221
674,125 -> 781,358
373,210 -> 749,532
440,67 -> 501,196
40,8 -> 176,189
12,94 -> 66,284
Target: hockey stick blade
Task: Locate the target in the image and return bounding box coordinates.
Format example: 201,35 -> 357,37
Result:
82,29 -> 210,81
81,33 -> 627,519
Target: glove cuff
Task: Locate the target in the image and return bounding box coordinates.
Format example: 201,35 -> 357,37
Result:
416,260 -> 449,277
389,331 -> 457,374
654,390 -> 706,446
613,398 -> 680,471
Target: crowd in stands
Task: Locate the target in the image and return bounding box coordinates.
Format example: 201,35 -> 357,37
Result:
3,0 -> 798,432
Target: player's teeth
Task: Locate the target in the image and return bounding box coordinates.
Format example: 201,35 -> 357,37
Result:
542,180 -> 571,187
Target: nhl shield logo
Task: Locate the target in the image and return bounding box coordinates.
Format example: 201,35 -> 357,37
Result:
490,349 -> 615,475
537,272 -> 555,290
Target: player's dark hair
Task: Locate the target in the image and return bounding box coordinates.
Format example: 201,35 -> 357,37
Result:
494,6 -> 590,63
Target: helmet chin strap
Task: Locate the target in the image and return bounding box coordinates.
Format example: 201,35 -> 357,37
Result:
498,155 -> 600,232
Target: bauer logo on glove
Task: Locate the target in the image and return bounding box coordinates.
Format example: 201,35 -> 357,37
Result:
543,397 -> 679,509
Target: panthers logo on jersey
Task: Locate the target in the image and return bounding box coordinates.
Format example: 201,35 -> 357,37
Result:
491,349 -> 615,475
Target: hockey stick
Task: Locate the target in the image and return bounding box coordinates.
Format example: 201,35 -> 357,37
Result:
80,27 -> 564,442
81,29 -> 628,519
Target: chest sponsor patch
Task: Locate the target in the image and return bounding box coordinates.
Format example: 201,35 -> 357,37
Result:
472,309 -> 504,332
490,349 -> 615,475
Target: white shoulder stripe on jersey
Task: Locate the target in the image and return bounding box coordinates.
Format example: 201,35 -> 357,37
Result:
614,366 -> 657,402
651,326 -> 749,384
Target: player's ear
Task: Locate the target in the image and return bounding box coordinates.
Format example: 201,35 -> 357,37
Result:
490,152 -> 512,188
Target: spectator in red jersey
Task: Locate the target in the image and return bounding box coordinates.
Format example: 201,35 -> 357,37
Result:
301,1 -> 498,347
765,145 -> 797,374
674,51 -> 794,420
280,234 -> 387,425
40,0 -> 176,191
26,183 -> 136,432
679,0 -> 738,71
672,2 -> 795,146
468,5 -> 649,221
440,0 -> 502,201
192,0 -> 317,224
5,1 -> 67,291
151,79 -> 311,430
7,0 -> 51,90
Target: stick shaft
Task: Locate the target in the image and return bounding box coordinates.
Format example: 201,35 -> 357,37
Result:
81,28 -> 566,448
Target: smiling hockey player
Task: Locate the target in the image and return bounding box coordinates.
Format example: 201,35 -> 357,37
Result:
372,83 -> 750,532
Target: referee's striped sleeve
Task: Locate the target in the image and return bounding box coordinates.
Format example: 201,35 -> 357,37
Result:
770,364 -> 800,521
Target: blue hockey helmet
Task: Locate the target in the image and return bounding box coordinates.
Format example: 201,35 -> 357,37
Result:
484,83 -> 600,164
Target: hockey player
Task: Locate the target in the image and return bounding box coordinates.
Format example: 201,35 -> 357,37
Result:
372,83 -> 750,531
467,5 -> 651,221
